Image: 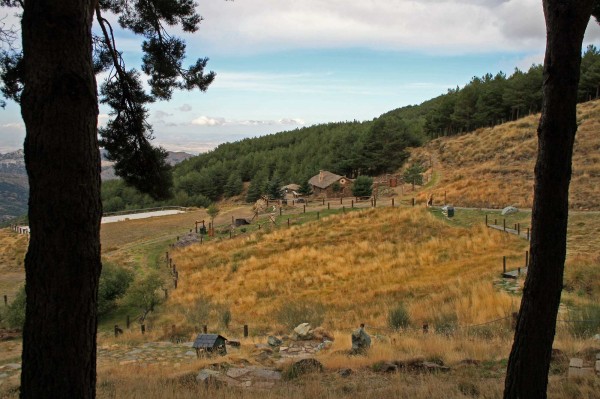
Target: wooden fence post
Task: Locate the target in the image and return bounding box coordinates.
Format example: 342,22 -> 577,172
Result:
322,198 -> 325,205
303,205 -> 306,213
317,212 -> 320,220
351,200 -> 354,208
3,295 -> 7,306
517,223 -> 520,235
244,325 -> 248,337
503,256 -> 506,274
503,219 -> 506,231
371,198 -> 373,207
485,215 -> 488,226
287,218 -> 290,227
141,324 -> 146,334
412,198 -> 415,207
392,198 -> 395,208
164,288 -> 168,299
203,325 -> 208,334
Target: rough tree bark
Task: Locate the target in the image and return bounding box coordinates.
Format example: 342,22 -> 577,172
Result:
20,1 -> 101,398
504,1 -> 594,398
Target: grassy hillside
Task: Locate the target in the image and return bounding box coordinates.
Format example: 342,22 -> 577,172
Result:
168,207 -> 527,331
408,99 -> 600,210
0,229 -> 27,301
1,205 -> 599,398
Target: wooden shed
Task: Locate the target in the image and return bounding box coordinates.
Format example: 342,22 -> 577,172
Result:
192,334 -> 227,357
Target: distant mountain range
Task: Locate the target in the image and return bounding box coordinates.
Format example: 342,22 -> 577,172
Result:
0,149 -> 194,221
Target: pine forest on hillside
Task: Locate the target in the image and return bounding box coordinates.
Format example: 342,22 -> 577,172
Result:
101,45 -> 600,213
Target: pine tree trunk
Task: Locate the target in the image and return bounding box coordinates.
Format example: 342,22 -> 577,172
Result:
503,2 -> 593,398
20,1 -> 101,398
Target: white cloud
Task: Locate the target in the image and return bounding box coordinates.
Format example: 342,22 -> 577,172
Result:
193,0 -> 600,55
191,116 -> 226,126
190,115 -> 305,127
1,122 -> 24,130
177,104 -> 193,112
154,110 -> 173,119
97,114 -> 110,127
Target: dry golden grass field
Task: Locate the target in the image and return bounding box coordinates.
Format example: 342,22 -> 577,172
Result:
168,207 -> 526,331
408,99 -> 600,210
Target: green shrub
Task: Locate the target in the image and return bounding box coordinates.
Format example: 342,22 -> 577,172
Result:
388,303 -> 411,330
98,262 -> 133,317
276,301 -> 326,329
5,286 -> 26,328
351,175 -> 373,197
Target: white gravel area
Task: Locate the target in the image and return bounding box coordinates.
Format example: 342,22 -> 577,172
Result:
101,210 -> 184,224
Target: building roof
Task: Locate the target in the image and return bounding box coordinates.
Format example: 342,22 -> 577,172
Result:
308,170 -> 345,189
192,334 -> 227,349
283,184 -> 300,191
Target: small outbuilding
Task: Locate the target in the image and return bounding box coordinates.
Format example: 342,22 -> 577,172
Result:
192,334 -> 227,357
308,170 -> 353,197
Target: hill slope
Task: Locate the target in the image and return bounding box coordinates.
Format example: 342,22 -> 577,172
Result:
168,207 -> 526,331
408,99 -> 600,210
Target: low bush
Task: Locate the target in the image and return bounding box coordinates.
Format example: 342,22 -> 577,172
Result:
388,303 -> 411,330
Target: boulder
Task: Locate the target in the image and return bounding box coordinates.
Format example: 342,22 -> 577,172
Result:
293,323 -> 313,340
285,358 -> 324,379
316,340 -> 333,351
267,336 -> 282,347
196,369 -> 226,388
373,361 -> 398,373
351,327 -> 371,353
394,358 -> 450,373
338,368 -> 352,378
501,206 -> 518,216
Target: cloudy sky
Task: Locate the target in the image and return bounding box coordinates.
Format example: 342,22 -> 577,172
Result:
1,0 -> 600,153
